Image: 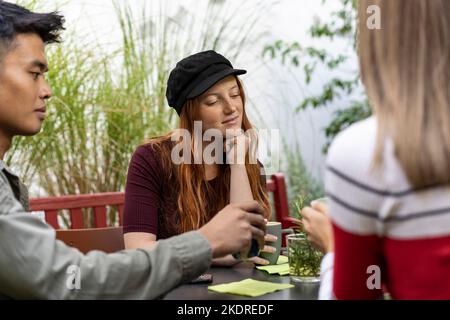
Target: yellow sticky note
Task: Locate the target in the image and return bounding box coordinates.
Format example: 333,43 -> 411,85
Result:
277,255 -> 288,265
256,263 -> 290,276
208,279 -> 294,297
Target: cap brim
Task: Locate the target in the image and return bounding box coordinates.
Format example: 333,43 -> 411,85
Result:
186,68 -> 247,99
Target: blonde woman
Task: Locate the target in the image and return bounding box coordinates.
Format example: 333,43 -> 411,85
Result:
303,0 -> 450,299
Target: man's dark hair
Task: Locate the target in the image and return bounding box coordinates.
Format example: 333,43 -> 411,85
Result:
0,0 -> 65,55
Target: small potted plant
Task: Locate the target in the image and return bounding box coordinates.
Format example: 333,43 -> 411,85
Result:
287,195 -> 324,283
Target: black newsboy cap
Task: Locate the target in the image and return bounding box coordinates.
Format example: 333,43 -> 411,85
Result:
166,50 -> 247,115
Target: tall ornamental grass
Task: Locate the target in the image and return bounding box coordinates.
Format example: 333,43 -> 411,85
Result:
7,0 -> 273,226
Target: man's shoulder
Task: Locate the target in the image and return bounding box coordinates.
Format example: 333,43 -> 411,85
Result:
0,161 -> 29,210
0,168 -> 12,191
0,160 -> 19,178
0,169 -> 24,216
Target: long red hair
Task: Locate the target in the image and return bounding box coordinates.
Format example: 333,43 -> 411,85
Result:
150,77 -> 271,233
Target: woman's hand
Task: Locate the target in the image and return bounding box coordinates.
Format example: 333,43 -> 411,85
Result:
246,233 -> 278,265
300,201 -> 334,254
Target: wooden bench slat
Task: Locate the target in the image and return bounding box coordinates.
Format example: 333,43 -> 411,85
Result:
45,210 -> 60,229
94,206 -> 107,228
271,173 -> 292,247
29,192 -> 125,211
70,208 -> 85,229
118,204 -> 124,226
29,173 -> 291,237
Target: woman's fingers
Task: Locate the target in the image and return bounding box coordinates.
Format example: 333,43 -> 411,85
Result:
264,234 -> 278,243
301,206 -> 317,221
261,245 -> 276,254
302,218 -> 311,231
311,201 -> 329,216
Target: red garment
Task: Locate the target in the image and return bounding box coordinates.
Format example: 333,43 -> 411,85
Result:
333,224 -> 450,299
123,143 -> 224,239
123,142 -> 267,239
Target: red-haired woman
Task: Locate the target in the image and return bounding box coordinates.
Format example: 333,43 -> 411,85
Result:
123,51 -> 274,265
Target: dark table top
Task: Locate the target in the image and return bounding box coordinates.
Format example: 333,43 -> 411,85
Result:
164,261 -> 319,300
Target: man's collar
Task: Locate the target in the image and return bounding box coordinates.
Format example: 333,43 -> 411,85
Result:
0,160 -> 19,178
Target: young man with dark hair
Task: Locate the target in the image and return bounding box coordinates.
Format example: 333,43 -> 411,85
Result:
0,1 -> 266,299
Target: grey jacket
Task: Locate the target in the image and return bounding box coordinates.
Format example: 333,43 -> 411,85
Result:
0,161 -> 212,299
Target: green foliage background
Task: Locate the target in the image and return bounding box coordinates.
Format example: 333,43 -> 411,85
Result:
8,0 -> 366,221
264,0 -> 371,154
7,0 -> 273,198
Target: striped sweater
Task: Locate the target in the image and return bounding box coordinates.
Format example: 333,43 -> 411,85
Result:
325,116 -> 450,299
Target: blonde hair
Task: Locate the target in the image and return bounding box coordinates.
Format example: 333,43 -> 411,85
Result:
358,0 -> 450,187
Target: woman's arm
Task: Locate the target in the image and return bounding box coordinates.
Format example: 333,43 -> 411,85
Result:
301,202 -> 333,254
301,202 -> 335,300
227,133 -> 254,203
211,135 -> 255,266
123,145 -> 163,249
332,223 -> 383,299
230,164 -> 253,203
219,134 -> 277,266
211,164 -> 259,266
212,163 -> 253,266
